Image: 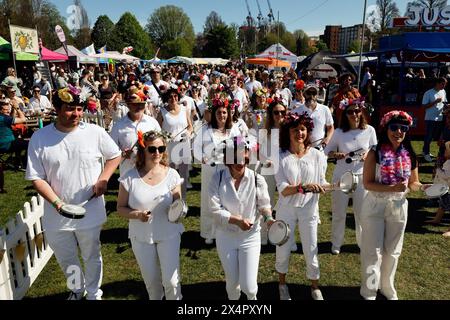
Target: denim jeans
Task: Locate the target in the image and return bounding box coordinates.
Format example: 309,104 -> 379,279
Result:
423,120 -> 444,155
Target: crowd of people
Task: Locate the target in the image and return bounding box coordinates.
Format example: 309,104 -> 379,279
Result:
0,59 -> 449,301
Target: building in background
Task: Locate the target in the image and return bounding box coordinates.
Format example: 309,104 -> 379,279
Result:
321,25 -> 340,53
321,24 -> 365,54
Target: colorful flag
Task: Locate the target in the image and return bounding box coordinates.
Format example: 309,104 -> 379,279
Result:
82,43 -> 96,56
9,25 -> 39,53
98,45 -> 106,54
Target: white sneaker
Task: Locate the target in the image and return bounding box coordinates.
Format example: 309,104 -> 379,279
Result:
291,243 -> 298,252
279,284 -> 292,300
424,154 -> 433,162
331,246 -> 340,255
311,288 -> 324,300
187,182 -> 193,189
67,291 -> 85,300
205,238 -> 214,245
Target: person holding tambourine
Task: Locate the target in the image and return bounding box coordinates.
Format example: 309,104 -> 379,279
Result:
360,110 -> 428,300
117,130 -> 184,300
25,86 -> 122,300
208,136 -> 273,300
274,111 -> 327,300
324,98 -> 377,255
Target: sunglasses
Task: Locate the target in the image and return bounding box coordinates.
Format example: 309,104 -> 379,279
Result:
147,146 -> 167,154
273,110 -> 286,116
346,108 -> 362,116
388,124 -> 410,133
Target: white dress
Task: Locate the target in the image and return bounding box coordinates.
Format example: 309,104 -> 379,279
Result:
193,125 -> 240,239
160,105 -> 191,165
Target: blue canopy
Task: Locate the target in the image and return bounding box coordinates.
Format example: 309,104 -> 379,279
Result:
379,32 -> 450,54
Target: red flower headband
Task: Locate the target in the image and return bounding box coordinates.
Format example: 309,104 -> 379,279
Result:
283,111 -> 314,131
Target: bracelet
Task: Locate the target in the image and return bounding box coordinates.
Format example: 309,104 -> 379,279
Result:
51,198 -> 62,209
297,184 -> 304,194
263,215 -> 275,223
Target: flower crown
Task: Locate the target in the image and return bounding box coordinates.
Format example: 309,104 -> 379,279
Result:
339,97 -> 365,110
57,84 -> 90,105
137,130 -> 172,149
283,111 -> 314,131
208,96 -> 239,111
380,110 -> 413,128
255,88 -> 268,97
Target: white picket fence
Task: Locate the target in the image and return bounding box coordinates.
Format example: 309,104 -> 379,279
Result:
0,195 -> 53,300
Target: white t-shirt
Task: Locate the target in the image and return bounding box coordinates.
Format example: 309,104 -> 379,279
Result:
280,88 -> 293,107
119,167 -> 184,243
423,88 -> 447,121
293,103 -> 334,147
28,95 -> 52,113
245,80 -> 262,97
230,87 -> 248,113
26,122 -> 121,231
146,80 -> 170,108
324,126 -> 377,175
110,114 -> 161,176
180,95 -> 195,114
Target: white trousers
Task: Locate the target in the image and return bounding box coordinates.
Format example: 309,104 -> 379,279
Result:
46,225 -> 103,300
216,229 -> 261,300
359,192 -> 407,300
275,201 -> 320,280
200,163 -> 221,240
130,235 -> 182,300
331,175 -> 366,249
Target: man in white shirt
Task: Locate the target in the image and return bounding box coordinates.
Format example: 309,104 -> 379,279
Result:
110,92 -> 161,177
145,66 -> 170,111
25,87 -> 121,300
422,77 -> 448,162
245,70 -> 262,97
28,86 -> 53,114
293,84 -> 334,149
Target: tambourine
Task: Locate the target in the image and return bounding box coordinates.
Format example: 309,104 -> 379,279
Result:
268,220 -> 291,246
323,171 -> 360,194
424,184 -> 449,199
168,199 -> 188,223
58,194 -> 95,220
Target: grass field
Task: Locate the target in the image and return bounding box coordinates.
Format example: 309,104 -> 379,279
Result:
1,141 -> 449,300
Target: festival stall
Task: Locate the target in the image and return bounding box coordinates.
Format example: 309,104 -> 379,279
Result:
40,45 -> 68,62
255,43 -> 298,69
55,45 -> 98,65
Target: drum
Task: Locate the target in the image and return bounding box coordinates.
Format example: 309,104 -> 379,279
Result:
59,204 -> 86,219
268,220 -> 291,246
339,171 -> 359,194
424,184 -> 449,199
168,199 -> 188,223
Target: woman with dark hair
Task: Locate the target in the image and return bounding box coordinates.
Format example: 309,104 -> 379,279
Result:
208,136 -> 273,300
360,110 -> 427,300
274,112 -> 327,300
193,97 -> 240,245
324,98 -> 377,255
117,130 -> 184,300
157,86 -> 192,197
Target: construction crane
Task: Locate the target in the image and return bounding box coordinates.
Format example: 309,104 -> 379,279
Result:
255,0 -> 264,28
245,0 -> 255,27
267,0 -> 274,24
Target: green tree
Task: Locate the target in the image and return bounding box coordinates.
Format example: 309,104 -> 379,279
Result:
204,11 -> 225,34
112,12 -> 154,59
146,5 -> 195,57
203,24 -> 239,58
293,29 -> 311,56
315,40 -> 328,51
164,38 -> 192,57
91,15 -> 114,50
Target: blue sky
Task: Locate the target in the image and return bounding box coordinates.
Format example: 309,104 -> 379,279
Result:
52,0 -> 414,36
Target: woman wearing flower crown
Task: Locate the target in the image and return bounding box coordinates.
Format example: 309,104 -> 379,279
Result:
117,130 -> 184,300
274,111 -> 327,300
360,110 -> 427,300
243,88 -> 269,135
193,97 -> 241,245
208,136 -> 273,300
324,98 -> 377,254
